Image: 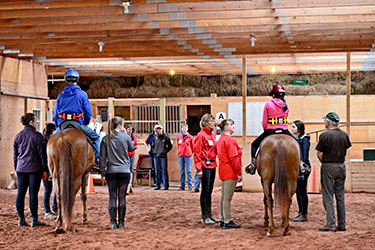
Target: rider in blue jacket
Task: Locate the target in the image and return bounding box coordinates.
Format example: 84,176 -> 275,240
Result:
53,69 -> 100,160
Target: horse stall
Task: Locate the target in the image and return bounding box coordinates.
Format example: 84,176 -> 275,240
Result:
0,56 -> 48,188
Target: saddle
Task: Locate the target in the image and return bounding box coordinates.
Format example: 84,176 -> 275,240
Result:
59,121 -> 94,147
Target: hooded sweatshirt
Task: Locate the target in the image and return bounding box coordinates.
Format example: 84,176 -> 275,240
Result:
53,84 -> 92,128
262,98 -> 289,131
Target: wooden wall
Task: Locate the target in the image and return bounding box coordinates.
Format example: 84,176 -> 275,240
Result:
0,56 -> 48,188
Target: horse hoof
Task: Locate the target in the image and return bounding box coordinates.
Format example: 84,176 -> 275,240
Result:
55,228 -> 65,234
283,231 -> 291,236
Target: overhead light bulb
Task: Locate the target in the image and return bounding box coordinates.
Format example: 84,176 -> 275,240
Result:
271,66 -> 276,73
98,41 -> 104,52
122,1 -> 131,14
170,69 -> 175,76
250,33 -> 256,47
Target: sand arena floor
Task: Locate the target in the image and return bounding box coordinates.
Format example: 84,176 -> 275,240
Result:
0,184 -> 374,250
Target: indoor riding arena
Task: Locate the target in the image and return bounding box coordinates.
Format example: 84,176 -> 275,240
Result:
1,1 -> 375,250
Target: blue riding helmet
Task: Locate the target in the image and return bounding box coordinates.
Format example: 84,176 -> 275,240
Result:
64,69 -> 79,83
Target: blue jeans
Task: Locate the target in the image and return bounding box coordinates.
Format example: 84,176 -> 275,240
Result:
129,156 -> 135,172
55,124 -> 100,159
155,157 -> 169,189
150,155 -> 156,185
16,171 -> 42,218
178,156 -> 192,188
42,179 -> 57,213
194,172 -> 201,189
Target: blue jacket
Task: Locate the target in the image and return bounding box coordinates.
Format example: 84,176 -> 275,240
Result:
13,125 -> 47,173
53,84 -> 92,128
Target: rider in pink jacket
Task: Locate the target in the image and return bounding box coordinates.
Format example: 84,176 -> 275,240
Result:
246,84 -> 293,175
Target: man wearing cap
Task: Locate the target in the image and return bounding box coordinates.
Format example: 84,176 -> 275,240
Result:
144,125 -> 160,186
316,112 -> 351,232
151,125 -> 173,190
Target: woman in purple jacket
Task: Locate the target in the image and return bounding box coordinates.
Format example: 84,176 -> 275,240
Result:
13,113 -> 47,228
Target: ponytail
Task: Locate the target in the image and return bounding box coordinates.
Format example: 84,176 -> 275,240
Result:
108,116 -> 124,141
274,93 -> 288,112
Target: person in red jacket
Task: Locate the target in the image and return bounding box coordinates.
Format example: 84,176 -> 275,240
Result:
193,114 -> 218,225
126,124 -> 138,194
177,124 -> 194,191
217,119 -> 242,229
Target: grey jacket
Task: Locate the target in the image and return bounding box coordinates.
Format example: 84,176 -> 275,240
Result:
99,131 -> 135,176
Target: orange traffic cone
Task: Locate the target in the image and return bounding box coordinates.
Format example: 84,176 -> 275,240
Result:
87,174 -> 96,194
307,164 -> 320,193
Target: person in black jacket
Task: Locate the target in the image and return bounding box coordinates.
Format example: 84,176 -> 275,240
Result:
13,113 -> 48,227
152,125 -> 173,190
290,120 -> 311,222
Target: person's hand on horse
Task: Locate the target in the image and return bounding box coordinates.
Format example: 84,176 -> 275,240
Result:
197,171 -> 203,178
237,175 -> 242,183
42,171 -> 48,180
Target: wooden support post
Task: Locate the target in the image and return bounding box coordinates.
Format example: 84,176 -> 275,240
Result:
159,98 -> 166,129
108,97 -> 115,119
346,51 -> 352,192
242,56 -> 247,147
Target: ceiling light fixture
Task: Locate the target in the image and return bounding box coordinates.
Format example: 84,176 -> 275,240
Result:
122,1 -> 131,14
250,33 -> 256,47
98,41 -> 104,52
170,69 -> 175,76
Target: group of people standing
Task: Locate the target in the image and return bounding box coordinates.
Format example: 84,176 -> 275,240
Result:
13,68 -> 352,233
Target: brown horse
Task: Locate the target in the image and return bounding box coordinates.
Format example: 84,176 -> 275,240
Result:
256,134 -> 300,237
47,128 -> 95,233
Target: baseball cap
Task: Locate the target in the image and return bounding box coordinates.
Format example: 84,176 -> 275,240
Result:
154,124 -> 163,129
323,112 -> 339,122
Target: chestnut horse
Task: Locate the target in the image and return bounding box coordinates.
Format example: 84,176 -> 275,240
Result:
47,128 -> 95,233
256,134 -> 300,237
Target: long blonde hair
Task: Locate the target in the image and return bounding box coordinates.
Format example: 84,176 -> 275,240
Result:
108,116 -> 124,141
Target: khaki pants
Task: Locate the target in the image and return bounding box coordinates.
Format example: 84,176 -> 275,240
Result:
219,179 -> 237,223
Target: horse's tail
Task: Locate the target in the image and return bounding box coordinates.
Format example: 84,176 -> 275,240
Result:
58,134 -> 75,229
273,138 -> 289,208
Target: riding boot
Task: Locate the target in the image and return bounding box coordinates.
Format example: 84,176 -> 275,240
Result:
30,216 -> 46,227
109,207 -> 118,230
18,216 -> 29,227
118,205 -> 126,229
245,158 -> 257,175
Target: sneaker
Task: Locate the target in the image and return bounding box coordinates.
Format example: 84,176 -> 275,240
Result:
209,216 -> 219,223
18,218 -> 29,227
191,188 -> 199,193
201,218 -> 215,225
31,220 -> 47,228
291,214 -> 307,222
336,226 -> 346,231
318,225 -> 336,232
154,186 -> 160,190
219,221 -> 224,228
223,220 -> 241,229
44,212 -> 57,220
179,187 -> 185,191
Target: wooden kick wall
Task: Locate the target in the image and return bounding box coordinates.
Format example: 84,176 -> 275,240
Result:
0,56 -> 48,188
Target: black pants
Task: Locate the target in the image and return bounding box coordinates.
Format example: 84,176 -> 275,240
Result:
106,173 -> 130,209
16,171 -> 42,218
296,173 -> 310,214
251,129 -> 294,158
200,167 -> 216,219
